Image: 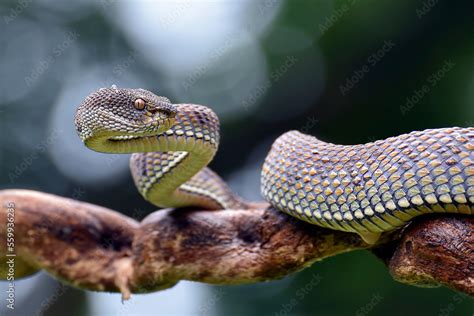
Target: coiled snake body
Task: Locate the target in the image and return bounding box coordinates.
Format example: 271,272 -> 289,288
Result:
75,87 -> 474,244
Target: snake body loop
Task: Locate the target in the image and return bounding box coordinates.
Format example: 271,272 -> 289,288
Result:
128,103 -> 247,210
76,87 -> 474,244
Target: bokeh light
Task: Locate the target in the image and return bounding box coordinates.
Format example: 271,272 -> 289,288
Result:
1,0 -> 473,315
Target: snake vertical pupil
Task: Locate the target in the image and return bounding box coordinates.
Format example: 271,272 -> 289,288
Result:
134,99 -> 145,110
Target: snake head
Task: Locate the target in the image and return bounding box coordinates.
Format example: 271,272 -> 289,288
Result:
75,86 -> 177,153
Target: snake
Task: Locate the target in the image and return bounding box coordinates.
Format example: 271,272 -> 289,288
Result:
75,86 -> 474,244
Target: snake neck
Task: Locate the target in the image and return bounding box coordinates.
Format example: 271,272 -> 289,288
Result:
129,104 -> 247,210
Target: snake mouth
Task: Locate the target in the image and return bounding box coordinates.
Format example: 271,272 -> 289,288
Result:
109,135 -> 141,141
82,114 -> 176,153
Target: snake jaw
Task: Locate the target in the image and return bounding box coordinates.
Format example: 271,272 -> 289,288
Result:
80,115 -> 175,154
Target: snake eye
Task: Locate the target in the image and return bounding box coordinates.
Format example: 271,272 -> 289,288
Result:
134,98 -> 146,110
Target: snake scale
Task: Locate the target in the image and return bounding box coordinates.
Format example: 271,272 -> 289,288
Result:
75,86 -> 474,244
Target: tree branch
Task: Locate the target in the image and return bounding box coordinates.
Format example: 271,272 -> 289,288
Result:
0,189 -> 472,299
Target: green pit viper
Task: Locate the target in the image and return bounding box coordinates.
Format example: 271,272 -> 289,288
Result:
74,86 -> 474,244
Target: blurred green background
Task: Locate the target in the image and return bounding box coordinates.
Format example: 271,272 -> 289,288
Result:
0,0 -> 473,315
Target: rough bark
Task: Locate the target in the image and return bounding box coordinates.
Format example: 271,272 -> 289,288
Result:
0,189 -> 472,299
